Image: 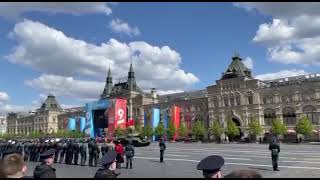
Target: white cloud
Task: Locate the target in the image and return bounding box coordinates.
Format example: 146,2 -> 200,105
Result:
109,18 -> 141,37
0,2 -> 113,19
242,57 -> 253,69
0,92 -> 10,103
25,74 -> 105,100
236,3 -> 320,66
255,69 -> 308,81
253,19 -> 295,44
8,19 -> 199,95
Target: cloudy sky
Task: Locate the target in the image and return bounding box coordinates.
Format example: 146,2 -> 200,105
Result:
0,2 -> 319,115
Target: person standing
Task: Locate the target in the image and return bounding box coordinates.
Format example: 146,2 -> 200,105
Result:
101,142 -> 107,157
73,140 -> 80,165
59,141 -> 67,164
79,139 -> 87,166
269,137 -> 280,171
53,140 -> 60,163
124,140 -> 134,169
33,149 -> 56,178
88,139 -> 94,167
93,140 -> 100,167
94,150 -> 120,178
159,139 -> 166,163
114,141 -> 124,169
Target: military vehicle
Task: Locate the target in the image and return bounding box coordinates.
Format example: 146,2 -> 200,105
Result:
115,133 -> 150,147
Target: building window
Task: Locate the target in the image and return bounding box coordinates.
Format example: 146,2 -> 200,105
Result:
263,97 -> 267,104
282,107 -> 296,125
213,99 -> 219,108
224,98 -> 229,107
264,109 -> 276,125
303,105 -> 318,125
247,95 -> 253,105
230,98 -> 234,106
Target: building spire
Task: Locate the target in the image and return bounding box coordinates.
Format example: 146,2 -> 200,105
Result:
107,66 -> 111,78
129,60 -> 133,73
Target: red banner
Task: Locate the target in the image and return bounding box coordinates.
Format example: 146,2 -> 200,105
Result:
115,99 -> 127,129
107,100 -> 115,139
171,105 -> 181,141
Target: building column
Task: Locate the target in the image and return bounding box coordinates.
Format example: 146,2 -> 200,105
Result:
129,98 -> 133,120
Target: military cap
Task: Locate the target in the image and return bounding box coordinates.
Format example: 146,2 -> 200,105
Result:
99,150 -> 117,167
3,148 -> 16,157
40,148 -> 55,159
197,155 -> 224,175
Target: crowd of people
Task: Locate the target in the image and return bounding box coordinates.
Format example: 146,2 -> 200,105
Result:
0,136 -> 282,178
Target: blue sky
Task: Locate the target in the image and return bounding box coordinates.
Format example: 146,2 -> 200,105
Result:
0,2 -> 319,114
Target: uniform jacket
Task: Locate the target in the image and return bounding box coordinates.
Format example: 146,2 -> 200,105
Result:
94,168 -> 118,178
33,163 -> 56,178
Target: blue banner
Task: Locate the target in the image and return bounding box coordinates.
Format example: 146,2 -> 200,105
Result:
68,118 -> 76,131
79,117 -> 86,132
152,108 -> 160,141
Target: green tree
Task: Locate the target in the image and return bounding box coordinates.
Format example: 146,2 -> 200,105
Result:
192,121 -> 206,141
271,119 -> 287,138
211,121 -> 224,142
154,121 -> 166,139
115,125 -> 125,137
248,118 -> 263,140
178,122 -> 188,140
166,120 -> 176,140
226,120 -> 240,141
142,124 -> 153,140
296,116 -> 313,140
134,120 -> 143,135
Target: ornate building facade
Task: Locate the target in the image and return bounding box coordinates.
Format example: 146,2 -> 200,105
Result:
207,54 -> 320,141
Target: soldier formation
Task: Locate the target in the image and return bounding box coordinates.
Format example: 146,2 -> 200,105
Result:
0,138 -> 115,167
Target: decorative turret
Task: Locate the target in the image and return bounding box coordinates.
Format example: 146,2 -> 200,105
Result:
100,67 -> 113,99
221,53 -> 252,80
39,94 -> 62,111
127,62 -> 141,92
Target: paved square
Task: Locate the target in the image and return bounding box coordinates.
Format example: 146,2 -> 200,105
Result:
25,142 -> 320,178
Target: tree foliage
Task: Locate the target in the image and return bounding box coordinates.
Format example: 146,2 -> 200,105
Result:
296,116 -> 313,138
248,118 -> 263,136
192,120 -> 206,141
115,125 -> 125,137
178,122 -> 188,140
211,121 -> 224,140
271,119 -> 287,136
166,120 -> 176,140
226,120 -> 240,140
154,121 -> 166,138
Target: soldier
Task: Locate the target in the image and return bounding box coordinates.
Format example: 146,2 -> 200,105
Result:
73,140 -> 80,165
94,150 -> 119,178
88,139 -> 94,167
124,140 -> 135,169
60,140 -> 67,164
79,139 -> 87,166
159,139 -> 166,163
53,140 -> 60,163
67,140 -> 74,165
101,141 -> 107,157
33,149 -> 56,178
197,155 -> 225,178
93,140 -> 100,167
16,141 -> 23,156
23,141 -> 29,162
269,137 -> 280,171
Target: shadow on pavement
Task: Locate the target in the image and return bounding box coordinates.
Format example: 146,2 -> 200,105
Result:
248,167 -> 273,172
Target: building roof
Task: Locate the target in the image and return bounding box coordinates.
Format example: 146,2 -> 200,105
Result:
262,73 -> 320,87
38,94 -> 62,111
158,89 -> 207,103
221,54 -> 252,80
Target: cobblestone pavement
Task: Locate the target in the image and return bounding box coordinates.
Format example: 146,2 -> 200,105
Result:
25,142 -> 320,178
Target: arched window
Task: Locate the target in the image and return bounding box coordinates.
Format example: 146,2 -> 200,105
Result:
282,107 -> 296,125
224,97 -> 229,107
303,105 -> 318,125
264,109 -> 276,125
247,92 -> 253,105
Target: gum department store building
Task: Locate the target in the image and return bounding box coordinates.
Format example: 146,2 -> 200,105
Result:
7,54 -> 320,141
101,54 -> 320,141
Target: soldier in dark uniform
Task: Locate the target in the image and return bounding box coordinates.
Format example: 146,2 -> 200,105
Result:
33,148 -> 56,178
197,155 -> 225,178
67,140 -> 74,165
269,137 -> 280,171
16,141 -> 23,156
59,141 -> 67,164
64,140 -> 70,164
53,140 -> 60,163
124,140 -> 134,169
93,140 -> 100,167
159,139 -> 166,163
101,142 -> 107,157
94,150 -> 119,178
79,139 -> 87,166
37,142 -> 44,162
23,141 -> 29,161
88,139 -> 94,167
73,140 -> 80,165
